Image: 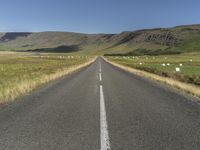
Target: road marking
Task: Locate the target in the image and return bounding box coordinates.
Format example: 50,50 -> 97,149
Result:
100,85 -> 110,150
99,73 -> 102,81
99,63 -> 101,73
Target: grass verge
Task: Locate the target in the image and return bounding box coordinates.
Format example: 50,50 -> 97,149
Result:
104,57 -> 200,99
0,53 -> 96,103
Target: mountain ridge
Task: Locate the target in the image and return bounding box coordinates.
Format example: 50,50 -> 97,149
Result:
0,24 -> 200,55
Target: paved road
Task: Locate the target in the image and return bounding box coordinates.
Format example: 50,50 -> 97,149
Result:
0,57 -> 200,150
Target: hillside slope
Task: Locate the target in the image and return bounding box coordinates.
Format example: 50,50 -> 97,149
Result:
0,24 -> 200,55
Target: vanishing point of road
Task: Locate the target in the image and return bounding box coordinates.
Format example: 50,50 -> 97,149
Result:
0,57 -> 200,150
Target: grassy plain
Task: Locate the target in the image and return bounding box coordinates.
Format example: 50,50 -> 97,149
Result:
106,53 -> 200,86
0,52 -> 93,103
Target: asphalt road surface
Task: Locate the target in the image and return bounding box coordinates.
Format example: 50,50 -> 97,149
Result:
0,57 -> 200,150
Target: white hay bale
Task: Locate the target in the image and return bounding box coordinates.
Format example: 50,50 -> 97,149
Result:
175,67 -> 180,72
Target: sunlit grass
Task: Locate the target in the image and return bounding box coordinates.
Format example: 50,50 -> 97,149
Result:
106,53 -> 200,85
0,52 -> 93,103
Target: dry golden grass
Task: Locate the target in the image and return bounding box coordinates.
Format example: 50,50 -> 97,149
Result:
0,54 -> 96,103
104,57 -> 200,99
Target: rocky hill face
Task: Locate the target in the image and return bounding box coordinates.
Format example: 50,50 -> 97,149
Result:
0,24 -> 200,55
144,31 -> 177,46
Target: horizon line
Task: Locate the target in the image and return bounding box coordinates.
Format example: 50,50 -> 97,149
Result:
0,23 -> 200,34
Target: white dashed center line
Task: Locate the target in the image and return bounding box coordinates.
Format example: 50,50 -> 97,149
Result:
99,61 -> 110,150
100,85 -> 110,150
99,73 -> 102,81
99,63 -> 102,73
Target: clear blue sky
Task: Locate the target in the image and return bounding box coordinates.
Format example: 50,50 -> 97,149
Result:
0,0 -> 200,33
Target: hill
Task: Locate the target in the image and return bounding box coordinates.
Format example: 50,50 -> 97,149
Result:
0,24 -> 200,55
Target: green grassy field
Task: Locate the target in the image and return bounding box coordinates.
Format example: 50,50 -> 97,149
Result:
106,53 -> 200,86
0,52 -> 92,103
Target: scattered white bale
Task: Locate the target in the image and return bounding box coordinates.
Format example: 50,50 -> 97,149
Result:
139,62 -> 143,65
167,63 -> 170,66
180,64 -> 183,67
162,63 -> 166,67
175,67 -> 180,72
190,59 -> 193,62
